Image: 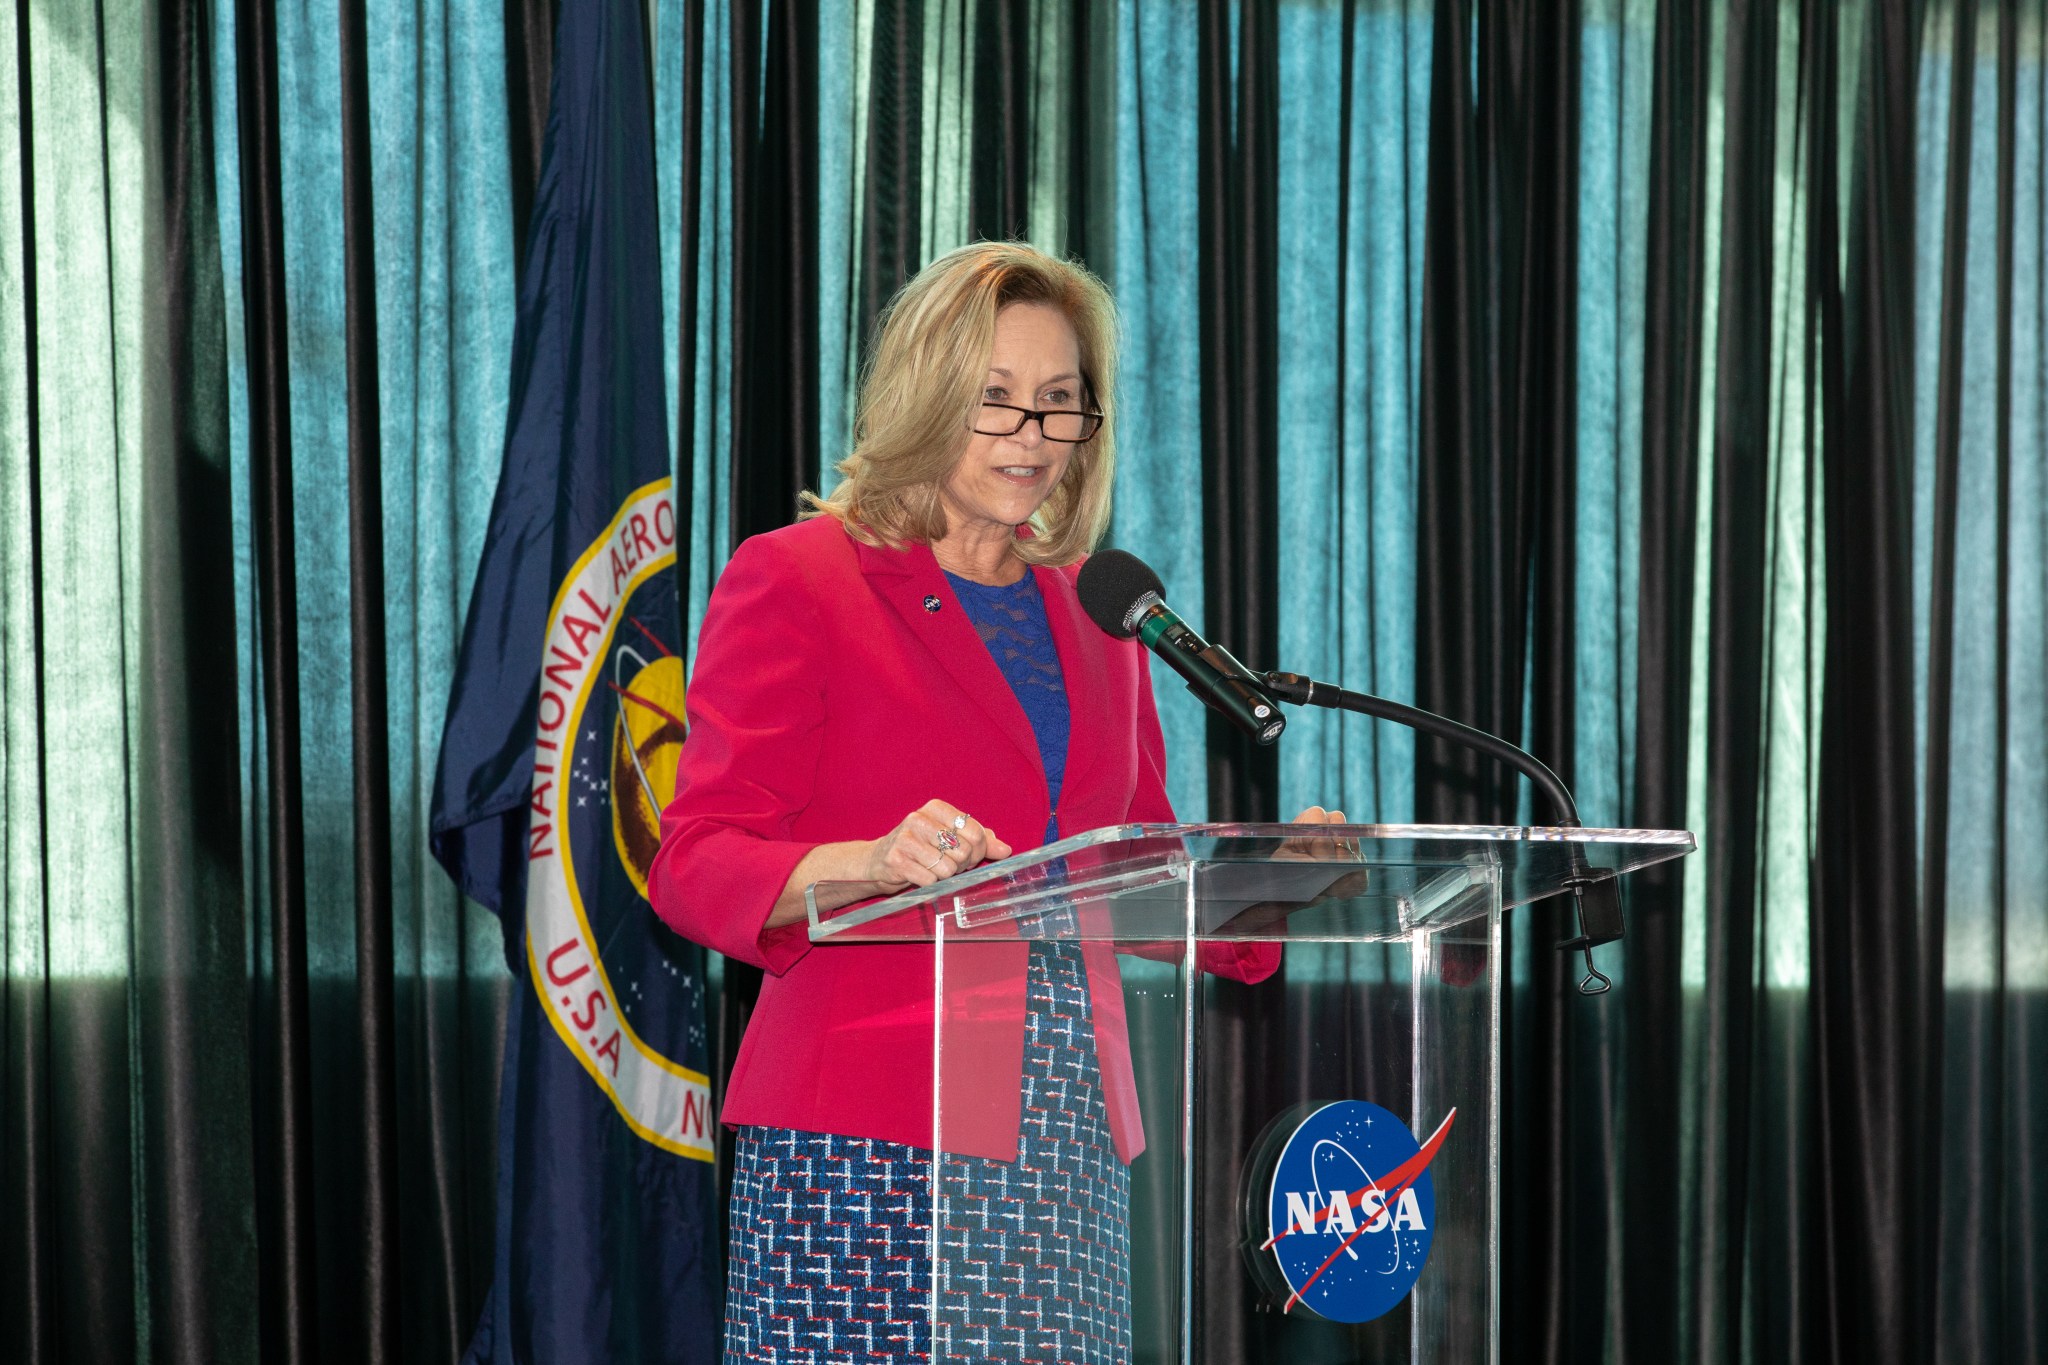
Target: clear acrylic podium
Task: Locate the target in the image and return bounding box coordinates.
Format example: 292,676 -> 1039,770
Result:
808,822 -> 1693,1364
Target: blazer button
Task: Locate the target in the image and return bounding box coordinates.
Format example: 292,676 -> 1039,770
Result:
923,595 -> 942,613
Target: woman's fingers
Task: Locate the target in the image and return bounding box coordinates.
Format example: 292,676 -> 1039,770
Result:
915,800 -> 1007,867
886,823 -> 954,886
1276,805 -> 1355,861
867,818 -> 947,887
868,800 -> 1012,890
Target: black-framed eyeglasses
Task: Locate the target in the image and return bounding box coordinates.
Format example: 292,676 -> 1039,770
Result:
973,403 -> 1104,443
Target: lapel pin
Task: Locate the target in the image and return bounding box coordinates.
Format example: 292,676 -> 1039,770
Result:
923,594 -> 942,614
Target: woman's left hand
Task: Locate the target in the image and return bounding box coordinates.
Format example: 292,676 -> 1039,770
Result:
1276,805 -> 1355,862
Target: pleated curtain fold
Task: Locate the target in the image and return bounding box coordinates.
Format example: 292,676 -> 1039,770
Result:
1,1 -> 2042,1362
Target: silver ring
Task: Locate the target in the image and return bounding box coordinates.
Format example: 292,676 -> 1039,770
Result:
936,830 -> 961,852
950,813 -> 968,832
926,854 -> 944,873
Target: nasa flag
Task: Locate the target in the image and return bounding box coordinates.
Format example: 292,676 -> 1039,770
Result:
428,0 -> 718,1358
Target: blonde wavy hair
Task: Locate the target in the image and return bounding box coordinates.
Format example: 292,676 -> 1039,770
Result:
802,241 -> 1119,566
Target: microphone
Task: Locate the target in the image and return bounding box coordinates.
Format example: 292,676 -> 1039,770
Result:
1077,549 -> 1285,745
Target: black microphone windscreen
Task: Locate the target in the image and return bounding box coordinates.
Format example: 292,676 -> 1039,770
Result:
1076,548 -> 1166,639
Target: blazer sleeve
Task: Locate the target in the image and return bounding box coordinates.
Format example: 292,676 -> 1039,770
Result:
648,534 -> 824,975
1123,652 -> 1280,986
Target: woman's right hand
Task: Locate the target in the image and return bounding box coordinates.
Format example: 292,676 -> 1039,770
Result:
863,799 -> 1014,889
766,801 -> 1018,929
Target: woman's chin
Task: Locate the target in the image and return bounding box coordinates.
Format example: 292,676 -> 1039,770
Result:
950,496 -> 1048,534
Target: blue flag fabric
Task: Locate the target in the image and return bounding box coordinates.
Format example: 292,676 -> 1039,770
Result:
429,0 -> 718,1359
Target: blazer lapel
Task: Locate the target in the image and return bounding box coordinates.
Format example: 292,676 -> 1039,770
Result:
1036,563 -> 1113,833
856,538 -> 1043,776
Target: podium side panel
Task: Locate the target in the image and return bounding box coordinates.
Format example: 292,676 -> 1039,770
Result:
1189,880 -> 1501,1364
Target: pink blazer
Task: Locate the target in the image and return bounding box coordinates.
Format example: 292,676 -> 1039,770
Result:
649,516 -> 1276,1162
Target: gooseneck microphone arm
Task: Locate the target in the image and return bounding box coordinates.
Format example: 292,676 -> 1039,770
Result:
1261,672 -> 1579,826
1075,549 -> 1619,994
1260,669 -> 1621,996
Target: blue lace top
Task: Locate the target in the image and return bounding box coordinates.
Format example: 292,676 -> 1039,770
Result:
943,569 -> 1070,837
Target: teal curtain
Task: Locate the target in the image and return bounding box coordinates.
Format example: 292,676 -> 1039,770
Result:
5,0 -> 2047,1360
1274,0 -> 1433,825
4,0 -> 256,1356
210,0 -> 520,1343
1917,3 -> 2048,1348
1108,0 -> 1211,821
656,0 -> 736,654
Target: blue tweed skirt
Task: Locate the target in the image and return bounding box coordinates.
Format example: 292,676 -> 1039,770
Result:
723,941 -> 1132,1363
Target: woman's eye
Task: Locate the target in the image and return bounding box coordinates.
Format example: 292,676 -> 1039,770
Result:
984,387 -> 1008,402
1042,389 -> 1071,406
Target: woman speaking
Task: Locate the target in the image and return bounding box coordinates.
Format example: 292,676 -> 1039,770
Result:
650,242 -> 1337,1363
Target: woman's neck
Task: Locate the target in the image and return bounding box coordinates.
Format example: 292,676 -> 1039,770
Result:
933,524 -> 1027,586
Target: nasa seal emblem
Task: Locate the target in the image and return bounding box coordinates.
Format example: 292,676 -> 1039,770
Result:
1247,1101 -> 1455,1323
523,478 -> 714,1162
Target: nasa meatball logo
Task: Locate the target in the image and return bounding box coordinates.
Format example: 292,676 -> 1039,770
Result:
523,478 -> 715,1162
1258,1101 -> 1455,1322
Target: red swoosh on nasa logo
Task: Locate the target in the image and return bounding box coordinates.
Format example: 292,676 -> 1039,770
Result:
606,681 -> 687,733
1265,1108 -> 1456,1314
626,615 -> 676,657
